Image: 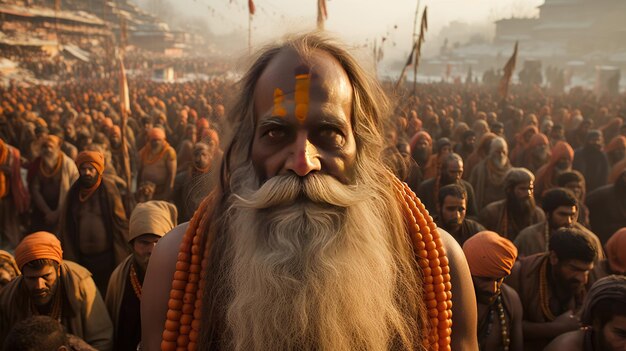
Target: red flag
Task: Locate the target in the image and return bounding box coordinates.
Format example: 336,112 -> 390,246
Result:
499,41 -> 518,99
248,0 -> 256,15
317,0 -> 328,30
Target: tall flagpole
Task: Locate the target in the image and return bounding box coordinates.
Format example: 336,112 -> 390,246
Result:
248,0 -> 255,53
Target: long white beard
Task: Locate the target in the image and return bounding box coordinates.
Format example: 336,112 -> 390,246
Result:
224,165 -> 417,351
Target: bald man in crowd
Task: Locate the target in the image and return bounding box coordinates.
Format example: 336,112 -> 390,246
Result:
28,135 -> 78,233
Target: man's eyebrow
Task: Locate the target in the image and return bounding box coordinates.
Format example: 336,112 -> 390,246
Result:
258,117 -> 288,128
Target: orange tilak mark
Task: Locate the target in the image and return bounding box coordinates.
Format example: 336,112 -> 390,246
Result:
294,73 -> 311,123
272,88 -> 287,117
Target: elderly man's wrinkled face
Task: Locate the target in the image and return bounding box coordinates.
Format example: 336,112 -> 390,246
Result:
251,49 -> 356,184
41,140 -> 59,159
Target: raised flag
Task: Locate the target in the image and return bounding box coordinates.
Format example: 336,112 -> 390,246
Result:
499,41 -> 519,99
248,0 -> 256,15
317,0 -> 328,30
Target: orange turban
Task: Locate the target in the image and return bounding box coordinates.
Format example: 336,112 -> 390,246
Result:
550,141 -> 574,164
14,232 -> 63,270
75,151 -> 105,175
606,228 -> 626,273
111,126 -> 121,138
149,127 -> 166,141
44,135 -> 62,148
462,231 -> 518,278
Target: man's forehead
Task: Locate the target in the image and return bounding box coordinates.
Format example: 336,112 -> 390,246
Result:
254,48 -> 351,103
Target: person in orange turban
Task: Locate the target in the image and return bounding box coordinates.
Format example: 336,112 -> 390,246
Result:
463,231 -> 523,350
14,231 -> 63,270
75,151 -> 105,202
148,127 -> 166,141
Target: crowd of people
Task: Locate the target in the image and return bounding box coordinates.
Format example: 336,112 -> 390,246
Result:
0,32 -> 625,351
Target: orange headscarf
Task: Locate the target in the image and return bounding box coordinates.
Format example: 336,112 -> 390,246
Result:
75,151 -> 105,202
535,141 -> 574,195
462,231 -> 518,278
606,228 -> 626,273
14,231 -> 63,270
148,127 -> 166,141
141,128 -> 170,165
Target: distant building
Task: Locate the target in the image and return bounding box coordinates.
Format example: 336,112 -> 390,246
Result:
495,0 -> 626,53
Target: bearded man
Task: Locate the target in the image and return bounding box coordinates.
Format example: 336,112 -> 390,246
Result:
59,151 -> 130,294
469,136 -> 512,208
545,275 -> 626,351
453,130 -> 475,162
479,168 -> 545,241
423,137 -> 452,180
28,135 -> 78,233
138,127 -> 176,201
506,228 -> 597,350
142,33 -> 478,351
556,170 -> 590,228
514,188 -> 604,262
105,201 -> 177,351
435,184 -> 484,245
409,131 -> 432,167
418,153 -> 478,218
573,130 -> 609,193
586,170 -> 626,244
463,231 -> 523,351
0,232 -> 113,350
173,142 -> 218,223
0,138 -> 29,249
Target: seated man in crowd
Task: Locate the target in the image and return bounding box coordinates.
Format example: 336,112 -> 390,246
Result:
138,127 -> 177,201
463,231 -> 523,351
2,315 -> 97,351
479,167 -> 545,241
514,188 -> 603,262
436,184 -> 484,245
106,201 -> 177,351
506,228 -> 597,350
0,232 -> 113,350
545,275 -> 626,351
418,153 -> 478,218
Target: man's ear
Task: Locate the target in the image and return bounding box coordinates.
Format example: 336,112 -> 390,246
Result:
58,346 -> 70,351
549,250 -> 559,266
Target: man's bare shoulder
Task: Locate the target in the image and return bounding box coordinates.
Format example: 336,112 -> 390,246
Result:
141,222 -> 188,351
544,330 -> 584,351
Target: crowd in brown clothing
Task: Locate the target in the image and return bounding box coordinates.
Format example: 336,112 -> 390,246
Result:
1,39 -> 626,350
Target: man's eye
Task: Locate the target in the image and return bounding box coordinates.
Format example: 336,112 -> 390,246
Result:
265,129 -> 285,139
319,128 -> 345,145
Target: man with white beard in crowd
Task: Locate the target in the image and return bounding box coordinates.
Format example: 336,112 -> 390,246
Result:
141,33 -> 478,351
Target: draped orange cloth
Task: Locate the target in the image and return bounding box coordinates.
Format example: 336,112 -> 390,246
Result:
462,231 -> 517,278
75,151 -> 105,202
14,231 -> 63,270
606,228 -> 626,273
535,141 -> 574,197
605,136 -> 626,153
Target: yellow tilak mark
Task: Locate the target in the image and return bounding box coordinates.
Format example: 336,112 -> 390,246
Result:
272,88 -> 287,117
294,73 -> 311,124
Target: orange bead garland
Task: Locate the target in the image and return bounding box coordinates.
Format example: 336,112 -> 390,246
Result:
162,176 -> 453,350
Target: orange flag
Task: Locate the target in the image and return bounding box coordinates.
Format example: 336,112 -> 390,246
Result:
248,0 -> 256,15
499,41 -> 518,99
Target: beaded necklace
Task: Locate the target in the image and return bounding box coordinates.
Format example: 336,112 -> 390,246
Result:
539,258 -> 557,321
543,221 -> 550,252
39,154 -> 63,178
496,295 -> 510,351
129,263 -> 142,299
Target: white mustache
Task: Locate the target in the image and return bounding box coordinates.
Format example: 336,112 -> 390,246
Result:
231,173 -> 367,210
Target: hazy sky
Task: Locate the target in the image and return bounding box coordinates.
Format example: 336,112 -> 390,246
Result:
149,0 -> 543,40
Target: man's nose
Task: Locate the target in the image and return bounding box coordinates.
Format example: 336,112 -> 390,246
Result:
285,132 -> 321,177
36,278 -> 46,290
